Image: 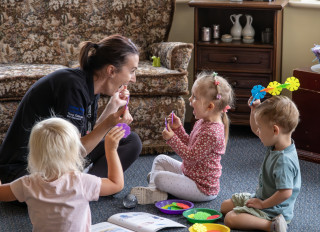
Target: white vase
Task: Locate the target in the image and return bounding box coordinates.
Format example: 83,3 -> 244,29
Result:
230,14 -> 242,40
242,15 -> 255,38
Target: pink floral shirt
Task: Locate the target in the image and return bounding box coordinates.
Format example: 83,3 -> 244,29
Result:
166,119 -> 225,195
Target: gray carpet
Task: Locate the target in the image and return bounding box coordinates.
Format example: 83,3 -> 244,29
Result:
0,125 -> 319,231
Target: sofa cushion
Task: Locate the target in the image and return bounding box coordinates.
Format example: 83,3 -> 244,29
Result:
0,64 -> 68,100
130,61 -> 189,96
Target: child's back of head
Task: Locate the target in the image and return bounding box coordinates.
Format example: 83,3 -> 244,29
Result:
194,72 -> 234,144
28,117 -> 86,181
255,95 -> 299,134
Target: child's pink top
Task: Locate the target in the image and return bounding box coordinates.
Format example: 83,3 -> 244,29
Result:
10,171 -> 101,232
166,119 -> 225,195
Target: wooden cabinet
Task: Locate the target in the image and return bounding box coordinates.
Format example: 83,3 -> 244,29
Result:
292,67 -> 320,163
189,0 -> 288,125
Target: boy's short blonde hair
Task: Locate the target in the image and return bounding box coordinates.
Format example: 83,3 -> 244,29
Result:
255,95 -> 299,134
27,117 -> 86,180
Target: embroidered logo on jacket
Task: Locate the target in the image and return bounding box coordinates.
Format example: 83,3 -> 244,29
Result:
67,105 -> 84,121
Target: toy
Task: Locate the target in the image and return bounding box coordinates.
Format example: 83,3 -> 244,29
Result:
122,194 -> 138,209
173,202 -> 190,209
207,215 -> 220,220
192,223 -> 207,232
171,110 -> 174,125
250,77 -> 300,105
155,199 -> 194,215
125,95 -> 130,109
152,56 -> 161,67
116,123 -> 131,138
193,212 -> 211,220
161,202 -> 191,210
165,117 -> 168,130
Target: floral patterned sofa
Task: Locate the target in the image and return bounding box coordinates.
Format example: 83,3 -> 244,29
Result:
0,0 -> 193,154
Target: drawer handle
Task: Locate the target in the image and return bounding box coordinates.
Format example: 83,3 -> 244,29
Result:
232,56 -> 238,63
231,81 -> 237,87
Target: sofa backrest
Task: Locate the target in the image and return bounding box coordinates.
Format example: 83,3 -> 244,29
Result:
0,0 -> 175,66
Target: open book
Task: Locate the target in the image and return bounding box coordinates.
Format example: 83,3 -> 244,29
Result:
91,212 -> 186,232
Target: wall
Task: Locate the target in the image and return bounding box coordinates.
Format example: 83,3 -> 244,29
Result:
168,1 -> 194,122
282,5 -> 320,81
169,1 -> 320,122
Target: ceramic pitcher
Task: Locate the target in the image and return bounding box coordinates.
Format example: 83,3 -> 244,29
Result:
230,14 -> 242,40
242,15 -> 255,37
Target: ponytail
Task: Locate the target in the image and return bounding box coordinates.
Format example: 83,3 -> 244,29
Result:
79,41 -> 97,73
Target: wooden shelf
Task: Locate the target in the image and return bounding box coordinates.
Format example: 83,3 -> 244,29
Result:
197,40 -> 274,48
189,0 -> 288,125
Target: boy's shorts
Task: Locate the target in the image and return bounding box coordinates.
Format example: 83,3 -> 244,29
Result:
231,192 -> 272,221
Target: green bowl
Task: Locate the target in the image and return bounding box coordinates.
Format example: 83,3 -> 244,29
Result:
183,208 -> 223,223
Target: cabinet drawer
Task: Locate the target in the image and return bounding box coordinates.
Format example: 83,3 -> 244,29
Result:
219,72 -> 271,98
228,97 -> 254,125
198,47 -> 273,73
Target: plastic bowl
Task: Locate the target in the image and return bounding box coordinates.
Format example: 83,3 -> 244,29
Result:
155,199 -> 194,215
183,208 -> 222,223
189,223 -> 230,232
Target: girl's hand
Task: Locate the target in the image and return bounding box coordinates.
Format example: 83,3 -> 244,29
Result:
104,126 -> 125,151
246,198 -> 264,209
168,112 -> 181,130
248,96 -> 261,110
162,122 -> 175,140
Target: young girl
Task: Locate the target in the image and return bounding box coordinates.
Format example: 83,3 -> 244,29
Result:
0,116 -> 125,231
131,72 -> 234,204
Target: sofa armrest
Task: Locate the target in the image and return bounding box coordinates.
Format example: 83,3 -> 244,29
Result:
149,42 -> 193,70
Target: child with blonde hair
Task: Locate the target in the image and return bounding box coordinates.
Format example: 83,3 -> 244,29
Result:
131,72 -> 234,204
220,95 -> 301,232
0,117 -> 125,231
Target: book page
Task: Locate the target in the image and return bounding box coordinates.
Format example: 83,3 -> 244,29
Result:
91,221 -> 134,232
107,212 -> 186,232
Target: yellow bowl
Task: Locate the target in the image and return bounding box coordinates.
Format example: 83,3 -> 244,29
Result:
189,223 -> 230,232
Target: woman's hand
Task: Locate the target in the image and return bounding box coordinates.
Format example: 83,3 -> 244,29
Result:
104,126 -> 125,151
106,106 -> 133,128
162,122 -> 175,141
108,86 -> 130,111
168,112 -> 181,130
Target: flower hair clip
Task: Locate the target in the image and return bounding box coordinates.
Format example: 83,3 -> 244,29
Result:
212,72 -> 218,77
223,105 -> 231,113
216,94 -> 221,99
214,80 -> 220,85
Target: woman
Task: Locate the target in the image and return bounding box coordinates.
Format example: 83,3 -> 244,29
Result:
0,34 -> 142,183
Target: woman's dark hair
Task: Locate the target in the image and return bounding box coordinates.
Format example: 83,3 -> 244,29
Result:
79,34 -> 139,73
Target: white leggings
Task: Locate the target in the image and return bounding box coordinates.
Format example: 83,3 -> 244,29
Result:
149,154 -> 217,202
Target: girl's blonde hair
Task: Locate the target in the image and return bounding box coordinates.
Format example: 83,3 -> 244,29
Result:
27,117 -> 86,181
195,71 -> 234,145
255,95 -> 299,134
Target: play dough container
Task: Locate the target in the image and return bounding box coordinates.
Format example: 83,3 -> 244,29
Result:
183,208 -> 222,223
188,223 -> 230,232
